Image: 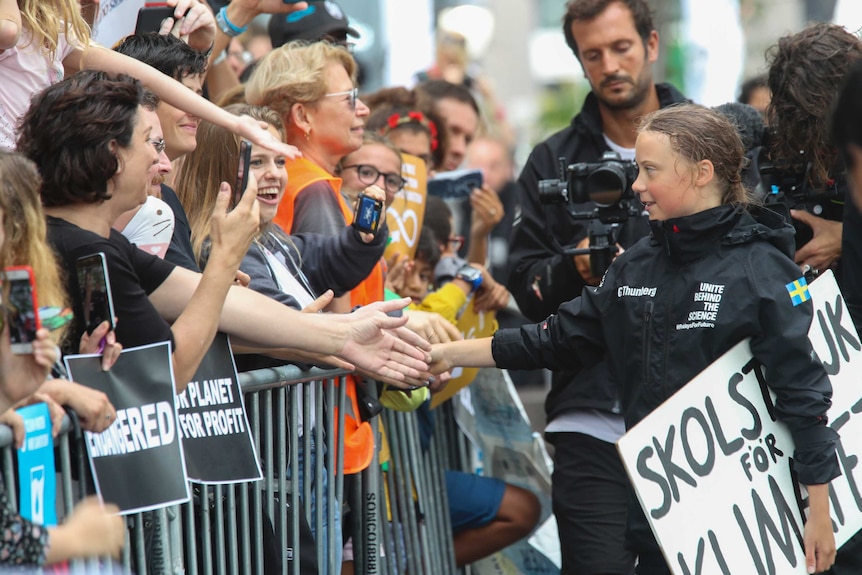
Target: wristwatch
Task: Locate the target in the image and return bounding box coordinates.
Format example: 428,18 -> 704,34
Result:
455,264 -> 483,293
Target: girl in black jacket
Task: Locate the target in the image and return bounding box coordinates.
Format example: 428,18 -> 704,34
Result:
430,103 -> 838,574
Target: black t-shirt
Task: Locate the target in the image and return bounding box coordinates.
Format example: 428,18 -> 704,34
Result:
160,184 -> 202,273
46,216 -> 176,353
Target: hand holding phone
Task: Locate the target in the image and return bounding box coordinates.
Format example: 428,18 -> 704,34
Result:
2,266 -> 40,354
352,192 -> 384,234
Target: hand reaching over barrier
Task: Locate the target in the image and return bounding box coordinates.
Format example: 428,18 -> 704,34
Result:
403,309 -> 462,345
335,298 -> 433,389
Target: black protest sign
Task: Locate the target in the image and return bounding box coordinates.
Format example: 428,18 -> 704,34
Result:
617,271 -> 862,575
64,342 -> 190,515
175,332 -> 261,484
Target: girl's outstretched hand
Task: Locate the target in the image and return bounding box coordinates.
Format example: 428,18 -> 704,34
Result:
235,115 -> 302,161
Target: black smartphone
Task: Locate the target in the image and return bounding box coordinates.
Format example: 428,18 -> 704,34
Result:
234,139 -> 252,208
427,169 -> 483,199
75,253 -> 116,336
2,266 -> 40,354
352,193 -> 384,234
135,4 -> 176,35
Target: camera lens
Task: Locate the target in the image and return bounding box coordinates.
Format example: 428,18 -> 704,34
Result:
585,163 -> 627,207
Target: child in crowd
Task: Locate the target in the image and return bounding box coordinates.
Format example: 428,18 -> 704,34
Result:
430,103 -> 839,574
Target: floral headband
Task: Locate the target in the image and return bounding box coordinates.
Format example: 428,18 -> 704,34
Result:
382,111 -> 439,151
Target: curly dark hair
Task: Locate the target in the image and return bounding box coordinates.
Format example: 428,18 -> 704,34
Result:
563,0 -> 654,60
16,70 -> 144,207
767,23 -> 862,189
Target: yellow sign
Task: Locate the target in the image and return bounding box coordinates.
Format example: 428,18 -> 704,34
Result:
384,154 -> 427,260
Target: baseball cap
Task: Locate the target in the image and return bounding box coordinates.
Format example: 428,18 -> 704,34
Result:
269,1 -> 360,48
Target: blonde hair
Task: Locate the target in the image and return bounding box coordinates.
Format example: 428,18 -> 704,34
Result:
0,152 -> 69,340
174,104 -> 286,263
17,0 -> 91,61
637,104 -> 752,206
245,41 -> 357,136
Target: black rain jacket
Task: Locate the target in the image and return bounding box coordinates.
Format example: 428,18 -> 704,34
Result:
494,204 -> 840,488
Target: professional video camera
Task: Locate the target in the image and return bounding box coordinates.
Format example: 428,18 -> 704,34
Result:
756,155 -> 845,249
538,151 -> 642,277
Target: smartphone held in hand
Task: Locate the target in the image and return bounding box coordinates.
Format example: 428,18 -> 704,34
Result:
2,266 -> 40,354
352,192 -> 384,234
234,139 -> 252,208
75,253 -> 116,336
135,4 -> 176,35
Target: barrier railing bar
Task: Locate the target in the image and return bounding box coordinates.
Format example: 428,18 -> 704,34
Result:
248,392 -> 264,574
288,383 -> 300,575
322,379 -> 332,575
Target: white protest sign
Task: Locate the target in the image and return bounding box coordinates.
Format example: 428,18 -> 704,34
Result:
618,270 -> 862,574
92,0 -> 146,49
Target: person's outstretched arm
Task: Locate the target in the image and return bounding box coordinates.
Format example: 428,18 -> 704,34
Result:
150,266 -> 432,388
430,338 -> 495,374
62,45 -> 299,160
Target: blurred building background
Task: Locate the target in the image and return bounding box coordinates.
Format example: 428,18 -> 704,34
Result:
335,0 -> 858,170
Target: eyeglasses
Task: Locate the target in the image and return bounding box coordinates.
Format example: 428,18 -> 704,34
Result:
147,137 -> 166,154
323,87 -> 358,110
448,235 -> 465,252
342,164 -> 405,194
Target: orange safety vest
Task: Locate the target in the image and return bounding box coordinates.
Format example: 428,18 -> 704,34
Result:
276,158 -> 384,474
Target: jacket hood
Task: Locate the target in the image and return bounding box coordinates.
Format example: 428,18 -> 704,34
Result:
649,204 -> 796,264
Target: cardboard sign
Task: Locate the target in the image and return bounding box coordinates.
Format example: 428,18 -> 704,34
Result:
617,271 -> 862,574
17,403 -> 56,527
175,333 -> 262,484
65,342 -> 190,515
384,154 -> 427,261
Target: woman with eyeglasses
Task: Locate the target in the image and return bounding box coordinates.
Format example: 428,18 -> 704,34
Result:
245,41 -> 375,313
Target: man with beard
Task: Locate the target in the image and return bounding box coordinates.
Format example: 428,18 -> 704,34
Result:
506,1 -> 687,573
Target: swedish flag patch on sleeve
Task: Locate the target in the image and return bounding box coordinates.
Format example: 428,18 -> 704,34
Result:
786,277 -> 810,306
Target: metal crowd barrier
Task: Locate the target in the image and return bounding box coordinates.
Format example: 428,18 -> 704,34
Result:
0,365 -> 462,574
